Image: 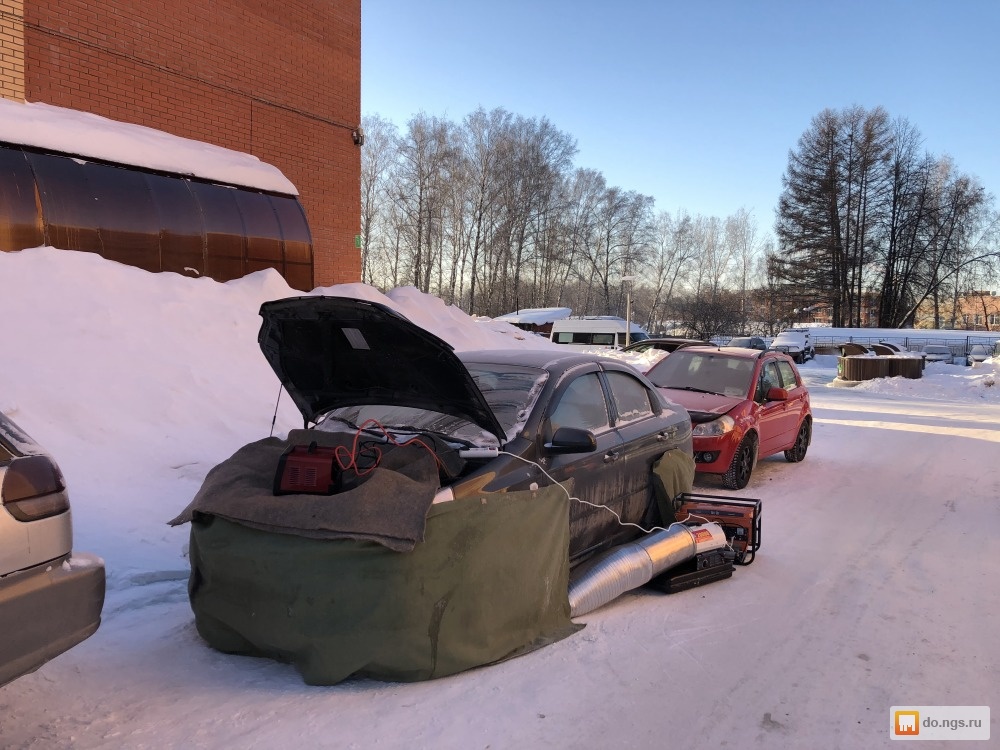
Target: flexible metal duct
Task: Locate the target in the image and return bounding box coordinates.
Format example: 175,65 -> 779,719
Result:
568,523 -> 726,617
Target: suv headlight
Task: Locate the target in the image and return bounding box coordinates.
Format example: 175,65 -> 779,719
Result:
692,414 -> 735,437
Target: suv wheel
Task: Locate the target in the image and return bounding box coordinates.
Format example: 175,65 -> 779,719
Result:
722,433 -> 757,490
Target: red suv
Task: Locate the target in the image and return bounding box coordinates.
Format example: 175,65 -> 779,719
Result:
646,346 -> 812,489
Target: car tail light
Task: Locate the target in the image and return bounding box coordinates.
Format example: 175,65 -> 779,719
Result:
1,455 -> 70,522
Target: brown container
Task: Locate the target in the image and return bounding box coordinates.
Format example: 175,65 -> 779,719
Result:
838,355 -> 923,381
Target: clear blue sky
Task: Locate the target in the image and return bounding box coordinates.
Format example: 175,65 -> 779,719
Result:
361,1 -> 999,230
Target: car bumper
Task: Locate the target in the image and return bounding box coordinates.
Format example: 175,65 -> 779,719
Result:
691,433 -> 739,473
0,552 -> 106,687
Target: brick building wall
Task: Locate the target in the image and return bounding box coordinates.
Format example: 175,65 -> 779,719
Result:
4,0 -> 360,288
0,1 -> 25,99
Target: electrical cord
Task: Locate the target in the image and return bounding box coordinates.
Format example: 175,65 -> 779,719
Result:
333,418 -> 449,479
499,450 -> 713,537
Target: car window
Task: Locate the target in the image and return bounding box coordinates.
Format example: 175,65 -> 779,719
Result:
756,361 -> 781,401
547,373 -> 610,437
604,371 -> 654,424
775,360 -> 799,389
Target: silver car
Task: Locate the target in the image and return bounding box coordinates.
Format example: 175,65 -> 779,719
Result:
0,413 -> 105,687
967,344 -> 989,364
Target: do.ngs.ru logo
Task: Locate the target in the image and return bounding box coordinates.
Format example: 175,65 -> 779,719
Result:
890,706 -> 989,741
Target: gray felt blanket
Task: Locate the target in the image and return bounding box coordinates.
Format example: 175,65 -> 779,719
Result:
169,429 -> 441,552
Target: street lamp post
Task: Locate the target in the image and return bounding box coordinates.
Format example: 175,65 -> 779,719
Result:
622,275 -> 636,347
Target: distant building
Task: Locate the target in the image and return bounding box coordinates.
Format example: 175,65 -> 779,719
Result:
915,291 -> 1000,331
0,0 -> 360,290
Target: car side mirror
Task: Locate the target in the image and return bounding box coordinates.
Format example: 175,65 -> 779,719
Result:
766,386 -> 789,402
545,426 -> 597,455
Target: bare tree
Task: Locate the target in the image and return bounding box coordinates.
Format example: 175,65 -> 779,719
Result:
394,113 -> 460,293
459,107 -> 513,313
643,210 -> 696,330
359,114 -> 400,286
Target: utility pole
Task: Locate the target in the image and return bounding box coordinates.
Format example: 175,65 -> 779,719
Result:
622,275 -> 636,347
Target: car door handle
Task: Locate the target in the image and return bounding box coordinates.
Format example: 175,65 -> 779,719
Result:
603,451 -> 619,463
657,428 -> 678,441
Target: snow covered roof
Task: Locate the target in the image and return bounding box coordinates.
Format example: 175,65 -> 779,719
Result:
494,307 -> 573,325
0,99 -> 297,196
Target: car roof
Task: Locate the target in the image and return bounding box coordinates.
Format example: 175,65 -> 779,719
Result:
641,337 -> 707,344
622,336 -> 711,352
458,347 -> 632,370
676,345 -> 772,360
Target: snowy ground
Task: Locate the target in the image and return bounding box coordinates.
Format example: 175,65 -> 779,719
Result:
1,247 -> 997,749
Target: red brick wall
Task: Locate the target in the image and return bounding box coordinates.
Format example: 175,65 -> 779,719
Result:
21,0 -> 361,288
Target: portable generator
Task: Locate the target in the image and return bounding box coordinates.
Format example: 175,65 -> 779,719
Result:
674,493 -> 762,565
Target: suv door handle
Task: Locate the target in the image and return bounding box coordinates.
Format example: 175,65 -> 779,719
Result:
657,427 -> 678,441
603,451 -> 619,463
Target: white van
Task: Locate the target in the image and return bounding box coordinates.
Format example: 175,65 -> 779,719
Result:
549,316 -> 649,350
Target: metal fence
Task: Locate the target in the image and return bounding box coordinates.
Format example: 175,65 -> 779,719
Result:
811,334 -> 999,356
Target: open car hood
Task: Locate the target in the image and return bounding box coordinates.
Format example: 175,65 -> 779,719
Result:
258,296 -> 506,442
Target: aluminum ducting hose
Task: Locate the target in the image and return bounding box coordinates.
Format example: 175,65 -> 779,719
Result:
568,523 -> 727,617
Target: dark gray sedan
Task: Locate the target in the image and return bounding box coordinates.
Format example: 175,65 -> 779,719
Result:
258,296 -> 694,564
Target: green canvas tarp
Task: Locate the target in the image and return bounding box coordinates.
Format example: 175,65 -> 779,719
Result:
652,448 -> 697,523
187,483 -> 579,685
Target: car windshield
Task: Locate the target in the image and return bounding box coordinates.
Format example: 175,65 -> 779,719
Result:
320,363 -> 548,447
647,351 -> 756,398
467,363 -> 548,438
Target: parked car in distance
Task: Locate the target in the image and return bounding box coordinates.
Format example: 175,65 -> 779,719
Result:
768,328 -> 815,363
620,336 -> 712,354
646,346 -> 812,490
727,336 -> 767,351
922,344 -> 953,364
258,296 -> 693,566
967,344 -> 990,364
1,413 -> 105,687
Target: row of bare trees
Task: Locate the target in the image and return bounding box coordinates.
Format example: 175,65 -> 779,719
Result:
360,105 -> 998,336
